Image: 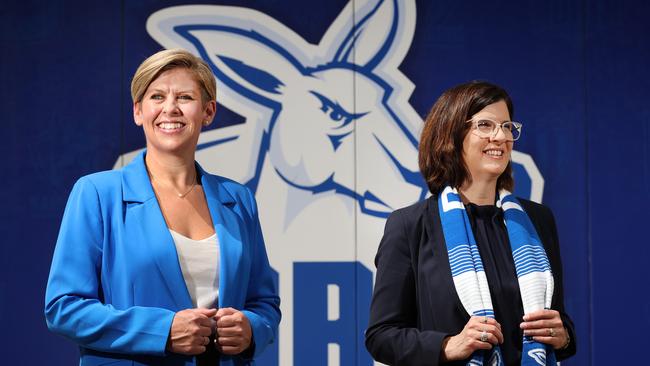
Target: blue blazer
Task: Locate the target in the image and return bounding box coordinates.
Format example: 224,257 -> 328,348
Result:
45,152 -> 281,366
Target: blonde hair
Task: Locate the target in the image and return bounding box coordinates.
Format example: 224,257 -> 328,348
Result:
130,48 -> 216,104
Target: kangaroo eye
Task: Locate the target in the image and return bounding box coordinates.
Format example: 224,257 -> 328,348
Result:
310,91 -> 366,129
330,110 -> 344,122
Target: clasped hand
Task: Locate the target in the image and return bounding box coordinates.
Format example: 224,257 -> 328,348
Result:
442,310 -> 568,361
520,309 -> 568,350
441,316 -> 504,362
167,307 -> 252,356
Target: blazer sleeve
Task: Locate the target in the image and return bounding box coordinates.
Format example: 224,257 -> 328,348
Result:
44,177 -> 175,355
239,187 -> 281,359
536,204 -> 577,360
365,209 -> 450,366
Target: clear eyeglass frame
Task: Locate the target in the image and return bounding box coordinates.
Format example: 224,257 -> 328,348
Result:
465,118 -> 523,141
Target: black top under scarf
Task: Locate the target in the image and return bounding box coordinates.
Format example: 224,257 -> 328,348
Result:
465,203 -> 525,366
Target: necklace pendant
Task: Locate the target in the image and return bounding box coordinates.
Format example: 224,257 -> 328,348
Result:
149,170 -> 196,199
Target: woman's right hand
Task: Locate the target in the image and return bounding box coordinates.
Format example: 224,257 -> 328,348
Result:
441,316 -> 504,362
167,308 -> 218,355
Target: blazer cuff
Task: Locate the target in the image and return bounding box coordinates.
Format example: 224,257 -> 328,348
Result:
555,313 -> 577,360
241,309 -> 273,358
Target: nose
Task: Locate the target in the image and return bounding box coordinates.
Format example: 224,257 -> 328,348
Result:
490,124 -> 508,142
163,96 -> 180,115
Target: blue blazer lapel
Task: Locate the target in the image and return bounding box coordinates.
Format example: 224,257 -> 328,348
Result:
121,152 -> 193,310
198,166 -> 243,309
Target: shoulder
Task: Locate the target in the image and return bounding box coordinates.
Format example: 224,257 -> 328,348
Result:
202,171 -> 258,213
59,170 -> 124,223
70,170 -> 122,199
207,173 -> 252,198
517,197 -> 555,224
383,196 -> 435,235
389,196 -> 432,221
80,170 -> 122,187
516,198 -> 560,250
212,173 -> 250,194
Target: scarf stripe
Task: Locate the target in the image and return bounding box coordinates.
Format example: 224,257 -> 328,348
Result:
438,187 -> 557,366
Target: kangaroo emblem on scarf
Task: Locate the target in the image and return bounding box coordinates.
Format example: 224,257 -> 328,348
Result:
114,0 -> 545,364
528,348 -> 548,365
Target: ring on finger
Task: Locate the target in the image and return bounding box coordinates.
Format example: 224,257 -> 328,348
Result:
548,328 -> 555,337
480,330 -> 488,342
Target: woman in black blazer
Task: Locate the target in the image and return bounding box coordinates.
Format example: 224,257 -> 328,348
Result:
365,81 -> 576,365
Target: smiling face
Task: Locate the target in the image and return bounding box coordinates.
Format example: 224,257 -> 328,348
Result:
133,67 -> 216,158
462,100 -> 513,185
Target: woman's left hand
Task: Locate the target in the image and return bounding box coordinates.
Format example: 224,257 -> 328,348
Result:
215,307 -> 252,355
520,309 -> 568,349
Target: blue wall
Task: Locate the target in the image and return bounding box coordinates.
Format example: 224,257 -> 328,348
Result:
2,1 -> 649,364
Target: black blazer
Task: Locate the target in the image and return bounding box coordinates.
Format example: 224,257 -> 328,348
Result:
365,196 -> 576,366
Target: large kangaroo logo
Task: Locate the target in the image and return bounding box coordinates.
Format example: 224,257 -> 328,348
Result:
146,0 -> 430,217
116,1 -> 544,364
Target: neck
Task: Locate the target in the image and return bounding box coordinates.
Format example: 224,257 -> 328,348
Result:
145,148 -> 197,188
458,178 -> 497,205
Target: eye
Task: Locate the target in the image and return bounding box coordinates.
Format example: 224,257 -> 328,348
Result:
309,91 -> 367,129
149,93 -> 164,100
476,119 -> 495,132
329,110 -> 343,122
178,94 -> 194,101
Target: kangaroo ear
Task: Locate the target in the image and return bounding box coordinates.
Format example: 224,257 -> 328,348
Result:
147,5 -> 306,107
334,0 -> 413,70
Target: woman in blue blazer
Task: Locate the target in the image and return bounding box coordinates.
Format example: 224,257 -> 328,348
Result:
45,49 -> 280,366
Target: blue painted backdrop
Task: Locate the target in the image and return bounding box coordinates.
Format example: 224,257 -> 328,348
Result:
2,0 -> 649,365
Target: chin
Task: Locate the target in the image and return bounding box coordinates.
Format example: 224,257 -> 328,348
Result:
482,164 -> 508,175
148,141 -> 196,155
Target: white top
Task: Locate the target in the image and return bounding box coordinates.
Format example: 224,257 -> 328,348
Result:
170,229 -> 220,308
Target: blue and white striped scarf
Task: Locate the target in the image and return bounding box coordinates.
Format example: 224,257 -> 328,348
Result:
438,186 -> 557,366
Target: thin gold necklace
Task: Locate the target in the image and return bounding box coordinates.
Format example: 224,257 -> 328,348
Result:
150,171 -> 197,198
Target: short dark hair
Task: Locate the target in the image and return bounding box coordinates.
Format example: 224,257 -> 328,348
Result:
418,81 -> 514,195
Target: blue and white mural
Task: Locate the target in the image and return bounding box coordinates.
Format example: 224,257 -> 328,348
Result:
11,0 -> 643,364
115,1 -> 543,364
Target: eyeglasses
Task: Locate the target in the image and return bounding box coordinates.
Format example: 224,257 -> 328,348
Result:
466,118 -> 522,141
